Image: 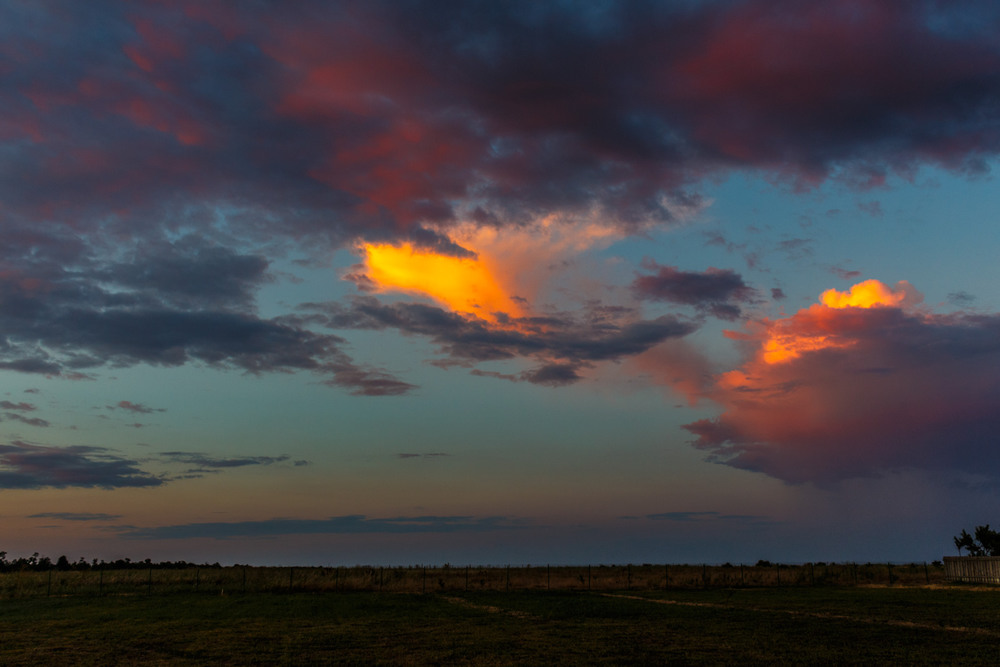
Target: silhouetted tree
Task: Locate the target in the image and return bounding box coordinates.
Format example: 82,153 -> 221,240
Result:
954,524 -> 1000,556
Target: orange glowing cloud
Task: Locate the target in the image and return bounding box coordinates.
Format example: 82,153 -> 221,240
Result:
355,217 -> 628,322
763,279 -> 915,363
361,242 -> 523,320
819,279 -> 910,309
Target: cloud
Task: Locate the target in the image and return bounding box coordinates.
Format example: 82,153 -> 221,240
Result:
0,256 -> 413,394
28,512 -> 122,521
321,361 -> 417,397
948,291 -> 975,306
0,401 -> 36,411
832,266 -> 863,280
776,238 -> 813,260
306,296 -> 697,386
0,442 -> 163,489
643,511 -> 770,524
396,452 -> 449,460
685,280 -> 1000,483
111,401 -> 164,414
633,262 -> 757,320
2,0 -> 999,395
4,0 -> 998,246
3,413 -> 50,428
120,514 -> 523,540
159,451 -> 291,475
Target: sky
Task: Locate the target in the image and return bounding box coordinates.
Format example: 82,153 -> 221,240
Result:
2,0 -> 1000,566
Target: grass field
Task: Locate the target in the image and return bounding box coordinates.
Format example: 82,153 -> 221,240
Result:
0,561 -> 945,598
1,586 -> 997,665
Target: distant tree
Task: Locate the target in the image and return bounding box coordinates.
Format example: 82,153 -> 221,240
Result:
954,524 -> 1000,556
55,555 -> 71,571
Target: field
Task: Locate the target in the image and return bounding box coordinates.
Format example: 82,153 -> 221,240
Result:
1,566 -> 998,665
0,561 -> 945,597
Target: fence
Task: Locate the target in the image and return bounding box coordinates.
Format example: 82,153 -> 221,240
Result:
0,562 -> 945,599
943,556 -> 1000,584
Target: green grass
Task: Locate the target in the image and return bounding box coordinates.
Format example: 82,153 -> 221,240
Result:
1,587 -> 998,665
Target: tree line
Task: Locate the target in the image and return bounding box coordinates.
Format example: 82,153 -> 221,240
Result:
0,552 -> 224,573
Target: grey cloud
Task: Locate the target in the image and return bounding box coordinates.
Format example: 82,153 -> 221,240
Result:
4,413 -> 50,428
633,263 -> 757,321
28,512 -> 122,521
396,452 -> 449,459
644,511 -> 770,524
0,442 -> 163,489
159,451 -> 290,472
0,401 -> 36,411
110,401 -> 164,414
304,296 -> 696,385
121,514 -> 523,540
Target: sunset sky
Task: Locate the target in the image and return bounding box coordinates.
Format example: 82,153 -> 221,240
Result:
3,0 -> 1000,566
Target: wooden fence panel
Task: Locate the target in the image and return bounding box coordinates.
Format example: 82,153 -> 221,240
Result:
943,556 -> 1000,584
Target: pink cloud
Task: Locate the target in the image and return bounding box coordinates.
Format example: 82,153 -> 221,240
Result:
686,281 -> 1000,482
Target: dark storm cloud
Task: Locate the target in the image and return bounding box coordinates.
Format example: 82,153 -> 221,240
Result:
303,296 -> 696,385
121,514 -> 522,539
2,0 -> 999,391
100,239 -> 272,310
633,262 -> 757,320
0,442 -> 163,489
0,256 -> 413,394
3,0 -> 999,244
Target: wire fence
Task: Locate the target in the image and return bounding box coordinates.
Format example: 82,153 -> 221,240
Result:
0,561 -> 947,599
